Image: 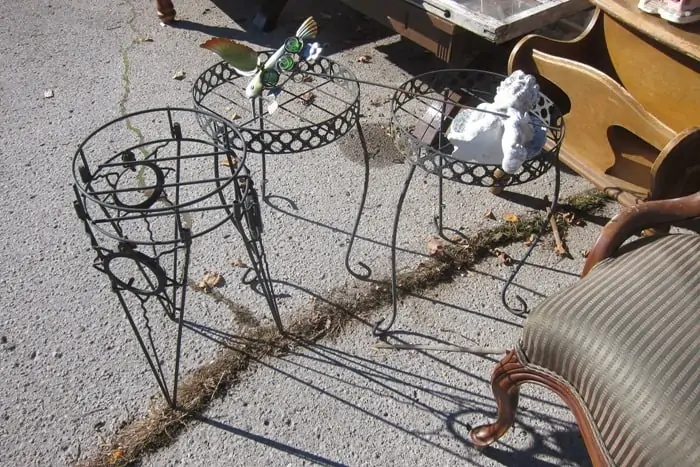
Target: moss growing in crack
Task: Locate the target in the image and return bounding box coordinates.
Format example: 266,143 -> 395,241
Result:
560,189 -> 611,215
78,189 -> 612,467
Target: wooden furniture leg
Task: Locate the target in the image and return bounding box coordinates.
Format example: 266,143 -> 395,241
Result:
253,0 -> 290,31
471,351 -> 611,465
470,351 -> 521,446
156,0 -> 176,24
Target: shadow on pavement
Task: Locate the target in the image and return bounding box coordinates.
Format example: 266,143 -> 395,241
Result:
191,413 -> 348,466
183,315 -> 589,466
174,0 -> 396,55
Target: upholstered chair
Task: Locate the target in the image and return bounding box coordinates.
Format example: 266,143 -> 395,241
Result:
471,191 -> 700,466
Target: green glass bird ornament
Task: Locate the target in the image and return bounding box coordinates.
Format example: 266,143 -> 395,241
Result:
200,16 -> 320,99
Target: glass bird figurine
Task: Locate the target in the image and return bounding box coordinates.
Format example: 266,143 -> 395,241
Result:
200,16 -> 321,99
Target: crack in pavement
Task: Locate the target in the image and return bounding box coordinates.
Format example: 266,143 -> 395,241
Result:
119,0 -> 146,149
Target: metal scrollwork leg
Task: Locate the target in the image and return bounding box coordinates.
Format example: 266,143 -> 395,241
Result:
251,97 -> 270,202
345,119 -> 376,282
235,177 -> 284,333
373,164 -> 416,337
434,167 -> 446,236
501,159 -> 561,316
213,153 -> 284,333
76,189 -> 194,408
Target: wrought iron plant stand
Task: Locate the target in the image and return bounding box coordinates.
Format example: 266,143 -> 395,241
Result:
347,69 -> 565,335
191,54 -> 566,337
72,108 -> 280,407
72,32 -> 564,407
192,53 -> 361,201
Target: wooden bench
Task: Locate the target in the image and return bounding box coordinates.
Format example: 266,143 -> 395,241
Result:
509,0 -> 700,206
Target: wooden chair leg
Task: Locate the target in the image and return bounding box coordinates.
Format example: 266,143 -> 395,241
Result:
471,349 -> 613,465
471,350 -> 522,447
156,0 -> 176,25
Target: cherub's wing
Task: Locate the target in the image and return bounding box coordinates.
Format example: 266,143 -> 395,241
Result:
200,38 -> 259,76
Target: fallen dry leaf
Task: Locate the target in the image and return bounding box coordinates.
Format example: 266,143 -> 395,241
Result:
230,112 -> 241,120
301,75 -> 313,83
194,271 -> 223,291
300,91 -> 315,106
581,249 -> 590,258
562,211 -> 585,226
356,54 -> 372,63
108,449 -> 125,463
503,213 -> 519,223
43,89 -> 54,99
172,71 -> 186,80
493,248 -> 513,266
221,157 -> 238,167
230,258 -> 248,268
426,236 -> 445,256
524,233 -> 536,246
483,209 -> 496,220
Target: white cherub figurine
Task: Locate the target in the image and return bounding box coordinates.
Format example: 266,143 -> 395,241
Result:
445,70 -> 546,174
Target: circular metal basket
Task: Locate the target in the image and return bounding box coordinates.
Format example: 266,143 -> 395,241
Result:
192,53 -> 360,154
390,69 -> 564,188
72,107 -> 251,245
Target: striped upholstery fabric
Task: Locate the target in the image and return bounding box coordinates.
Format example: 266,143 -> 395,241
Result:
519,234 -> 700,467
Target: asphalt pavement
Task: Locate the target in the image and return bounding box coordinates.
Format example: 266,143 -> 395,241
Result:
0,1 -> 610,465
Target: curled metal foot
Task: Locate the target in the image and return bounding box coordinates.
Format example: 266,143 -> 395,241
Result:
345,120 -> 376,282
372,301 -> 398,338
501,291 -> 529,316
500,159 -> 561,317
346,260 -> 374,281
372,165 -> 416,336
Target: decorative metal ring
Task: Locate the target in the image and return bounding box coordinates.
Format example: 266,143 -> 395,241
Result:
112,161 -> 165,210
103,249 -> 167,296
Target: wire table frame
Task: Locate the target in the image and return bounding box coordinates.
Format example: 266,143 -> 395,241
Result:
347,69 -> 565,335
71,107 -> 280,407
192,53 -> 361,199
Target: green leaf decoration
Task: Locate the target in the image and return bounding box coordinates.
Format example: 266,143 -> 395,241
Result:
200,38 -> 258,74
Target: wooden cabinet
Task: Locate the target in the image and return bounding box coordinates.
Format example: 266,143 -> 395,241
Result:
509,0 -> 700,205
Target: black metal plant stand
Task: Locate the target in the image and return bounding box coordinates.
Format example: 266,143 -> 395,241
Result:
72,108 -> 281,407
362,69 -> 565,335
192,53 -> 361,202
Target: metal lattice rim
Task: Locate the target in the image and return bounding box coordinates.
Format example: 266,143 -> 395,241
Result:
72,107 -> 249,213
192,53 -> 360,155
390,69 -> 565,188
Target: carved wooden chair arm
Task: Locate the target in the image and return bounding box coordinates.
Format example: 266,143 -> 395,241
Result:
582,191 -> 700,276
